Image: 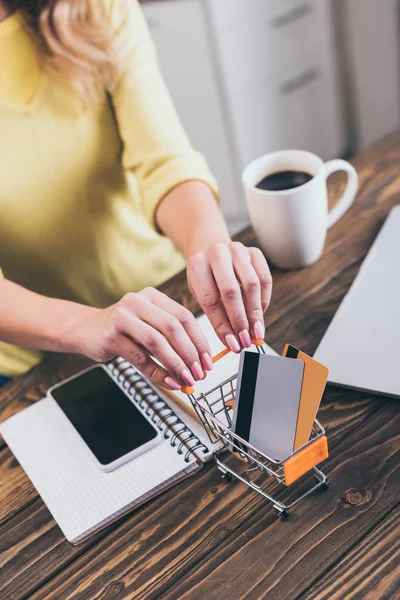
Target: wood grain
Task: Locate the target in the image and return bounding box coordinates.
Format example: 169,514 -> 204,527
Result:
0,498 -> 105,599
299,505 -> 400,600
159,400 -> 400,600
0,449 -> 37,527
0,387 -> 381,600
1,129 -> 400,599
0,263 -> 383,591
18,398 -> 398,600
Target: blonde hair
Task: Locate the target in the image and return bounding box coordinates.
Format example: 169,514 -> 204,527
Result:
16,0 -> 127,104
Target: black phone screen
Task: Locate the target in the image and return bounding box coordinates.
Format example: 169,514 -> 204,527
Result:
51,367 -> 158,466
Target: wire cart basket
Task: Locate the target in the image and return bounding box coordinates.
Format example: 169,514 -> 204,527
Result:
181,341 -> 329,520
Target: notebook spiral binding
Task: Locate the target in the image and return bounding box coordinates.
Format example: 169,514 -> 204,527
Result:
107,357 -> 208,463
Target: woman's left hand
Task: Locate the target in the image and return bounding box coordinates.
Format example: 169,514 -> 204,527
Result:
187,241 -> 272,352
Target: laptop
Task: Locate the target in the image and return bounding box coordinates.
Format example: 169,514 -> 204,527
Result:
314,205 -> 400,398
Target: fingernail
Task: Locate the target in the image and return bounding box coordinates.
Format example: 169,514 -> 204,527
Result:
201,353 -> 213,371
225,334 -> 241,353
239,329 -> 251,348
181,368 -> 195,386
164,376 -> 181,390
254,320 -> 265,340
191,361 -> 204,380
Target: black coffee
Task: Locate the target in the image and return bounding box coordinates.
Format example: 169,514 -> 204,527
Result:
256,170 -> 313,192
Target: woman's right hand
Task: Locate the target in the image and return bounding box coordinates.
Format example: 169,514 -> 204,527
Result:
76,287 -> 213,390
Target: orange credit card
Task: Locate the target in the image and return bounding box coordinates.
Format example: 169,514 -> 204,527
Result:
283,344 -> 329,450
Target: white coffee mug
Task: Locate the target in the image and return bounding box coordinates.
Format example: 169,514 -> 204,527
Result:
242,149 -> 358,269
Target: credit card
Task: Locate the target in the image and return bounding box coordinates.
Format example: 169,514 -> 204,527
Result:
232,352 -> 304,461
283,344 -> 329,450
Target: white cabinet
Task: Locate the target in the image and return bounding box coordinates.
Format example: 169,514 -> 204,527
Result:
142,0 -> 347,233
207,0 -> 346,170
142,0 -> 242,232
219,44 -> 345,168
336,0 -> 400,151
207,0 -> 330,87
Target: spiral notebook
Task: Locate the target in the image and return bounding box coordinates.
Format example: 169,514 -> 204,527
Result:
0,359 -> 212,544
0,315 -> 276,544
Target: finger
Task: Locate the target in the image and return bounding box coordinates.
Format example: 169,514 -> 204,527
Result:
249,247 -> 273,314
231,243 -> 264,340
140,287 -> 213,372
112,333 -> 181,391
133,293 -> 205,381
209,243 -> 251,348
188,253 -> 241,353
116,307 -> 196,387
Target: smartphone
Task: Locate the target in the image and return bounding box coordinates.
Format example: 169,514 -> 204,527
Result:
48,365 -> 161,472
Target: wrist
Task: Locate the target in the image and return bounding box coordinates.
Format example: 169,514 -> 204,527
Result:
57,302 -> 101,356
185,230 -> 231,258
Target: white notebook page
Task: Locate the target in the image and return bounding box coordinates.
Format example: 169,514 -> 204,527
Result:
0,397 -> 198,543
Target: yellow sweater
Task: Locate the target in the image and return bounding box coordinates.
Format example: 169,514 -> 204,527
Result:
0,1 -> 217,376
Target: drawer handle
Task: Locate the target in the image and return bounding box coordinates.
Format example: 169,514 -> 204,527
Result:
270,2 -> 313,29
279,67 -> 321,95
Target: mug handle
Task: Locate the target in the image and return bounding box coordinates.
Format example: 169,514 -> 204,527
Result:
324,159 -> 359,229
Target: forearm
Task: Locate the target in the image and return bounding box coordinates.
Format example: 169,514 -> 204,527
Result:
155,181 -> 231,258
0,280 -> 217,388
0,279 -> 96,354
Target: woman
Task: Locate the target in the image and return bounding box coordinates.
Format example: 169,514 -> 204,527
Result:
0,0 -> 272,391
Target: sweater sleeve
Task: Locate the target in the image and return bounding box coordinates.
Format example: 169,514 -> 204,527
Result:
108,0 -> 219,227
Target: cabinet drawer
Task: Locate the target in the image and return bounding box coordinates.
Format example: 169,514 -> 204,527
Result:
227,45 -> 345,167
211,0 -> 331,90
207,0 -> 305,30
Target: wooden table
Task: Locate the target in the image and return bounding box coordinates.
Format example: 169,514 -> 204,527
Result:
1,132 -> 400,600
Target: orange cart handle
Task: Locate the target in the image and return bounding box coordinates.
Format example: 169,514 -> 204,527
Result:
180,338 -> 264,395
212,339 -> 263,364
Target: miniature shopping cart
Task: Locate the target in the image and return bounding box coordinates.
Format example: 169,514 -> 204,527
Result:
181,341 -> 329,520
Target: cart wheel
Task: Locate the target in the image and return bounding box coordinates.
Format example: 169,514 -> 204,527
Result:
277,509 -> 289,520
221,472 -> 232,484
320,479 -> 329,492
